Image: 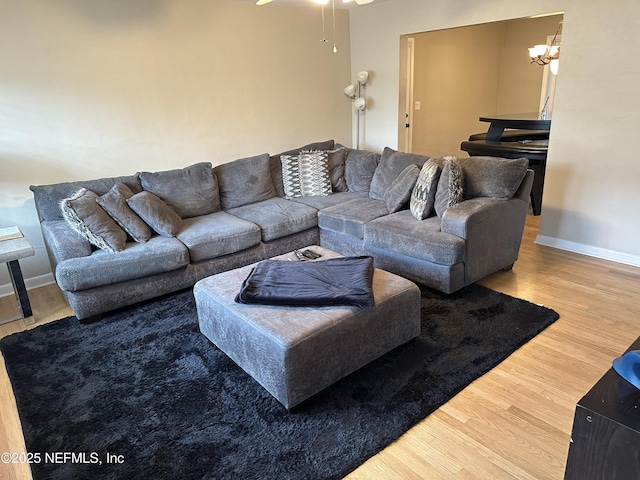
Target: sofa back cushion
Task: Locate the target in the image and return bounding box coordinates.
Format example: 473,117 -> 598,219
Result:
138,162 -> 220,219
369,147 -> 430,200
457,156 -> 529,200
344,149 -> 380,195
214,153 -> 276,210
269,139 -> 335,197
30,175 -> 142,222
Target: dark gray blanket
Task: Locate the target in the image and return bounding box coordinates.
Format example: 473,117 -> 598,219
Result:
235,256 -> 375,308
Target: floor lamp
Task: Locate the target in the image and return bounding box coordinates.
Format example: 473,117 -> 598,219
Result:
344,71 -> 369,149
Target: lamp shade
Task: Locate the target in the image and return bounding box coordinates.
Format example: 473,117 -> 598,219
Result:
357,71 -> 369,85
353,97 -> 366,110
343,84 -> 356,98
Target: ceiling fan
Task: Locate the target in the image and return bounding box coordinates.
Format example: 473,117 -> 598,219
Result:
256,0 -> 374,5
254,0 -> 375,53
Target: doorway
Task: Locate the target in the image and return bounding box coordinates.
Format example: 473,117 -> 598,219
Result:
398,14 -> 563,157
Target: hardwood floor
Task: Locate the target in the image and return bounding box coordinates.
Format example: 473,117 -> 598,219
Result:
1,215 -> 639,479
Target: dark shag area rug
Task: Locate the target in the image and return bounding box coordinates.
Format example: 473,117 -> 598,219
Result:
0,284 -> 558,480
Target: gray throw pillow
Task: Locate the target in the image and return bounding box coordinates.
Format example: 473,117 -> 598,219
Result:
410,159 -> 442,220
369,147 -> 430,200
214,153 -> 276,209
344,149 -> 380,195
138,162 -> 219,219
127,191 -> 182,237
60,188 -> 127,253
434,157 -> 465,218
97,183 -> 153,243
327,147 -> 348,192
457,156 -> 529,200
281,151 -> 332,198
384,164 -> 420,213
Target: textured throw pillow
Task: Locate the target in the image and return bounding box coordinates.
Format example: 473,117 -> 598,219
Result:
97,183 -> 152,243
60,188 -> 127,253
369,147 -> 430,200
214,153 -> 276,210
269,140 -> 335,197
138,162 -> 219,219
344,149 -> 380,195
383,164 -> 420,213
456,156 -> 529,199
410,159 -> 442,220
434,156 -> 464,218
127,191 -> 182,237
280,151 -> 332,198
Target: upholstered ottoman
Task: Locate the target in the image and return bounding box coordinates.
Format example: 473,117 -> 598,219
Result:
194,246 -> 421,409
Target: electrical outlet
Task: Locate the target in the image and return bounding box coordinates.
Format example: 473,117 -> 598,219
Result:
414,101 -> 421,110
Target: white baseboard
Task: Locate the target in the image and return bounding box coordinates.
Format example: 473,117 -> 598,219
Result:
535,235 -> 640,268
0,273 -> 56,298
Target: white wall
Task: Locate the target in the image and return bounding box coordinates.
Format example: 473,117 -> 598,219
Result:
0,0 -> 353,294
350,0 -> 640,267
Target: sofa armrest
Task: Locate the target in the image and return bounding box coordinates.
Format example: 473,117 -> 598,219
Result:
441,195 -> 529,284
441,197 -> 508,238
41,220 -> 92,267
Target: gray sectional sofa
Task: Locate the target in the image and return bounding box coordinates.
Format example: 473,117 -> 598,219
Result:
30,139 -> 533,321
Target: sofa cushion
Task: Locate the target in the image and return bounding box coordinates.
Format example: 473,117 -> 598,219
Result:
269,140 -> 335,197
365,210 -> 465,266
177,212 -> 261,262
410,158 -> 443,220
55,236 -> 189,292
344,149 -> 380,195
30,175 -> 142,222
457,156 -> 529,200
288,191 -> 362,210
280,151 -> 332,198
127,191 -> 183,237
318,197 -> 389,240
215,153 -> 276,210
96,183 -> 152,243
384,164 -> 420,213
60,188 -> 127,253
369,147 -> 430,201
138,162 -> 219,219
226,197 -> 318,242
434,157 -> 465,218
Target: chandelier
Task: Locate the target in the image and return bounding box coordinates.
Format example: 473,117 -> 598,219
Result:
528,21 -> 562,74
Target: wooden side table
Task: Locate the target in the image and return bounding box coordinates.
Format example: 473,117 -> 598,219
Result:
564,336 -> 640,479
0,227 -> 35,324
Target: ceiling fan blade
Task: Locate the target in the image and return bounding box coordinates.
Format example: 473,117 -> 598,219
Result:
256,0 -> 273,5
354,0 -> 374,4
